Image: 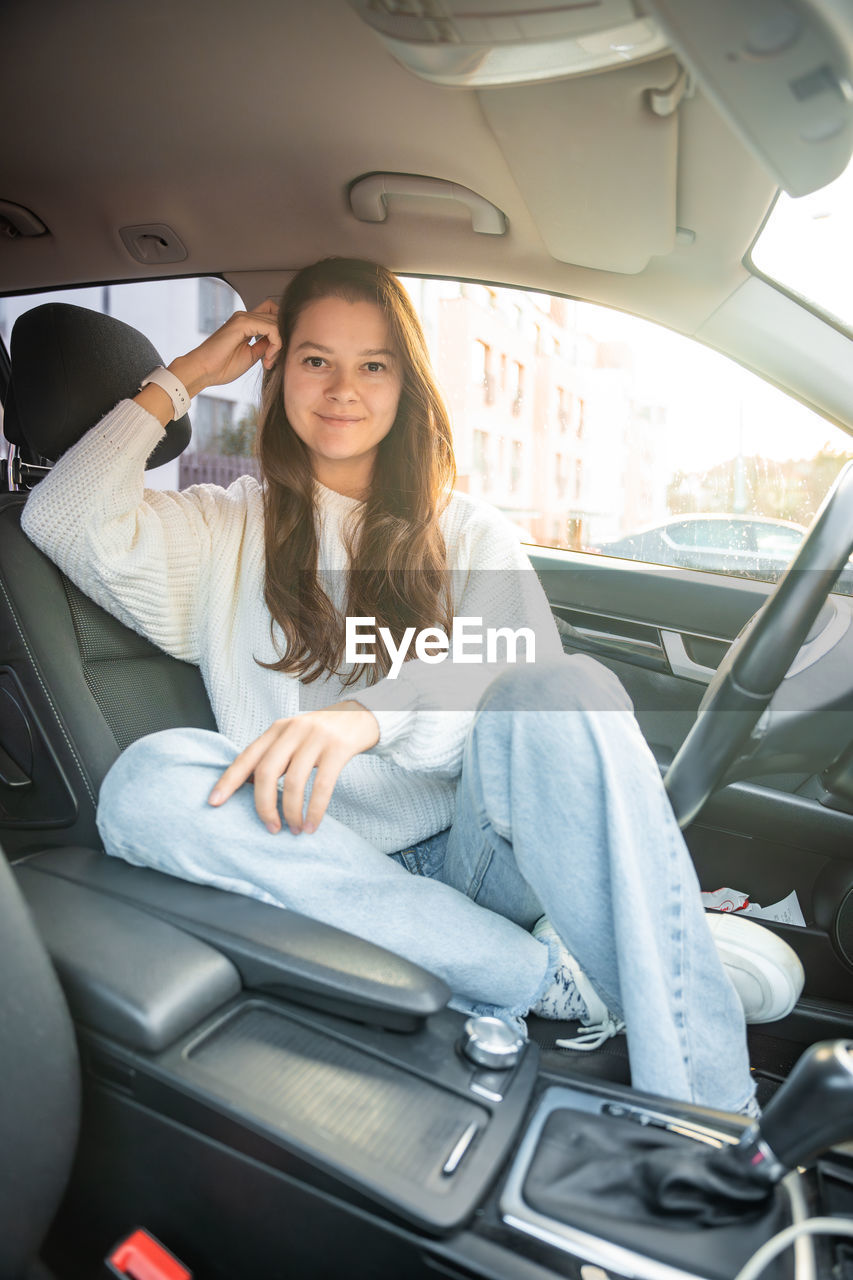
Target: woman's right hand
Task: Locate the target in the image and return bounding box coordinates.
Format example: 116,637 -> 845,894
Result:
168,299 -> 283,398
134,299 -> 283,424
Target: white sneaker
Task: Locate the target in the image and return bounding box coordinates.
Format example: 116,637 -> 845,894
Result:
553,965 -> 626,1052
532,916 -> 626,1051
531,910 -> 804,1053
706,912 -> 804,1024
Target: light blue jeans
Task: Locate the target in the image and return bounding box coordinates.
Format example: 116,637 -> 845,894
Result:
96,656 -> 755,1114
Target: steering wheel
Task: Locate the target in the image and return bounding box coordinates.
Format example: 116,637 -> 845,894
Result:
664,459 -> 853,828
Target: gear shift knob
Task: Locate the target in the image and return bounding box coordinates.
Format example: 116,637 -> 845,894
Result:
734,1040 -> 853,1182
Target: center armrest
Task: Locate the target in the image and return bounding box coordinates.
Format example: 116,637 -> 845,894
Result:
15,847 -> 452,1032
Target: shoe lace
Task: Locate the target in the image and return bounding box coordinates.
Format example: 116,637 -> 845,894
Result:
555,1014 -> 626,1052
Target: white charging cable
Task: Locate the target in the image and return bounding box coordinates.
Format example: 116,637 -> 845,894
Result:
733,1216 -> 853,1280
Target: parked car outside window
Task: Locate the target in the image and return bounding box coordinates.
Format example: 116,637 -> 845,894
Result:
593,514 -> 808,580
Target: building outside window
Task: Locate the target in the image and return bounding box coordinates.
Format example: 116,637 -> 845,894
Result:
473,429 -> 491,487
510,361 -> 524,415
193,395 -> 235,452
510,440 -> 523,493
199,278 -> 235,335
556,387 -> 571,432
473,339 -> 494,403
556,453 -> 567,500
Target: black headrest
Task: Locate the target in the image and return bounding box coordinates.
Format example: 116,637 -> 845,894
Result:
5,303 -> 191,468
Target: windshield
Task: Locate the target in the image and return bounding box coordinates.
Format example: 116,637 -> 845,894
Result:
751,153 -> 853,332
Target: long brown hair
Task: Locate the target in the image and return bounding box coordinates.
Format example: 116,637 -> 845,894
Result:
256,258 -> 456,685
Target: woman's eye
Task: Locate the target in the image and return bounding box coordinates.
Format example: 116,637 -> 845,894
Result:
303,356 -> 326,369
364,362 -> 385,373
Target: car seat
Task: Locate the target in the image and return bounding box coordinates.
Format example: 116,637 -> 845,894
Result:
0,303 -> 214,859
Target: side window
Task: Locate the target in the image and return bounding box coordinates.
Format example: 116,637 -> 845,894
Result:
404,278 -> 853,591
0,278 -> 261,491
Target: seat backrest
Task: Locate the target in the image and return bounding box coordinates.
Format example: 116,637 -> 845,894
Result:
0,845 -> 80,1277
0,305 -> 217,859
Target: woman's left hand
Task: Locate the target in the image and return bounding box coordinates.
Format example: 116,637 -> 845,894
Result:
207,701 -> 380,835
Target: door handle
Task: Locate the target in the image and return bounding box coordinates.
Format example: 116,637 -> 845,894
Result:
660,629 -> 719,684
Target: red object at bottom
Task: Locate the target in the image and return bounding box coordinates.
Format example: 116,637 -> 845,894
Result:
106,1229 -> 192,1280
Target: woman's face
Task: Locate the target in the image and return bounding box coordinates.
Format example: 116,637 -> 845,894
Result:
283,296 -> 403,496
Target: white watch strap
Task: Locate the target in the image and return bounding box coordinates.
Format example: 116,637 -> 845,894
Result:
140,365 -> 191,419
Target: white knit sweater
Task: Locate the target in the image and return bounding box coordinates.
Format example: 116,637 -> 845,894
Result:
22,400 -> 563,852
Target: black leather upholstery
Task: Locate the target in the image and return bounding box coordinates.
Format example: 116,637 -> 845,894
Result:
16,848 -> 453,1034
0,492 -> 216,856
0,306 -> 216,857
0,849 -> 80,1278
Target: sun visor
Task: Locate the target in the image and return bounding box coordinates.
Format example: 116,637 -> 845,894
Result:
643,0 -> 853,197
479,57 -> 681,274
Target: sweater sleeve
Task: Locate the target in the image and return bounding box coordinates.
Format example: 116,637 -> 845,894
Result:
354,500 -> 564,777
20,399 -> 238,664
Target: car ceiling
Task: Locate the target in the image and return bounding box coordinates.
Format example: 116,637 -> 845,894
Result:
3,0 -> 852,432
3,1 -> 775,312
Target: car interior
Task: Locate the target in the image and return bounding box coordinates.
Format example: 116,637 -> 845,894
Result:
2,2 -> 853,1279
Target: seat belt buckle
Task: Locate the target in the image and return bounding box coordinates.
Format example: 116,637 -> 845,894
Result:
104,1228 -> 193,1279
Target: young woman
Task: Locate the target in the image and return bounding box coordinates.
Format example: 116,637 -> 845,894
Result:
21,257 -> 802,1115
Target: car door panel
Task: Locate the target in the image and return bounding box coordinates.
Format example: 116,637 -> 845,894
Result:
531,549 -> 764,763
532,549 -> 773,636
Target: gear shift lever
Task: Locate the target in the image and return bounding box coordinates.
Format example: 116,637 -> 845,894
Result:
724,1040 -> 853,1184
634,1040 -> 853,1223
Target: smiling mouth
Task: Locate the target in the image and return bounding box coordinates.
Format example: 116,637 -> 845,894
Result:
317,414 -> 364,425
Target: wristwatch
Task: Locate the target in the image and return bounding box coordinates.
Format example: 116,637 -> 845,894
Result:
139,366 -> 191,420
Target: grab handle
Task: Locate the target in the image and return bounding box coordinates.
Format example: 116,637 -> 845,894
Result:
349,172 -> 507,235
